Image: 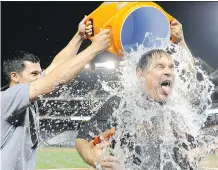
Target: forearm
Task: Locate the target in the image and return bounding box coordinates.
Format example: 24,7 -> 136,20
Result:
51,32 -> 84,64
75,138 -> 96,167
179,40 -> 191,54
178,39 -> 197,73
50,45 -> 97,82
29,45 -> 98,101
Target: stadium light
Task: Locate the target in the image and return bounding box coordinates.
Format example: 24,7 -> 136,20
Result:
104,61 -> 115,69
95,60 -> 116,69
70,116 -> 91,121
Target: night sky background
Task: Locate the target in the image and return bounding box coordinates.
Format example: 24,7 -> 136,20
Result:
1,1 -> 218,87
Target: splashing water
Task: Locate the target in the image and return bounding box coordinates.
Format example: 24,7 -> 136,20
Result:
37,32 -> 216,169
98,33 -> 215,170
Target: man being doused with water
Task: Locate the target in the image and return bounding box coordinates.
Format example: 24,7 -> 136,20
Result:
75,20 -> 216,170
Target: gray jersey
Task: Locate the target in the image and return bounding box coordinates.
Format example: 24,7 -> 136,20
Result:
1,83 -> 39,170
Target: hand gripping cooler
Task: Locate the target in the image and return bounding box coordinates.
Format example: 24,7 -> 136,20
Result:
87,2 -> 175,57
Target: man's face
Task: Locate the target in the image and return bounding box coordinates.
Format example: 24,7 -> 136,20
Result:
137,53 -> 175,102
14,61 -> 42,83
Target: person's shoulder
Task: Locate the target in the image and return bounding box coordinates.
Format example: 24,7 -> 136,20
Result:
1,83 -> 30,94
96,95 -> 121,118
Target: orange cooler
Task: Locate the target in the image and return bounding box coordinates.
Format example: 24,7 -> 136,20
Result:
87,2 -> 175,57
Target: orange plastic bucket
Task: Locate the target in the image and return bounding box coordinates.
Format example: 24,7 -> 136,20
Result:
87,2 -> 175,57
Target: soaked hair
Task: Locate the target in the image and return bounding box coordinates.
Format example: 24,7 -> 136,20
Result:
3,51 -> 40,82
137,49 -> 170,71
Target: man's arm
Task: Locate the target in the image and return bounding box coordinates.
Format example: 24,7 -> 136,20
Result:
76,138 -> 119,170
29,29 -> 110,102
76,138 -> 111,167
75,139 -> 94,166
44,16 -> 93,75
171,19 -> 191,53
76,127 -> 115,167
75,106 -> 112,168
75,96 -> 121,169
171,19 -> 196,73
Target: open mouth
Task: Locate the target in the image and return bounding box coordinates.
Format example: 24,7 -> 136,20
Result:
161,80 -> 171,87
160,80 -> 172,96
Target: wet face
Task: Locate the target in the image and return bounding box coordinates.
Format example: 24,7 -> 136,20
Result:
11,61 -> 42,84
137,53 -> 175,102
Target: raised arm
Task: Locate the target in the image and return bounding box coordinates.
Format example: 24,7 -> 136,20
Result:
171,19 -> 191,53
29,29 -> 110,102
171,19 -> 196,73
75,96 -> 121,169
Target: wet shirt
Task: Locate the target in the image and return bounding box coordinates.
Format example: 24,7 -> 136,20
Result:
77,96 -> 216,170
1,83 -> 39,170
77,95 -> 120,141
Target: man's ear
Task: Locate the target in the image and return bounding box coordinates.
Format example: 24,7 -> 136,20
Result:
10,72 -> 20,84
136,68 -> 143,81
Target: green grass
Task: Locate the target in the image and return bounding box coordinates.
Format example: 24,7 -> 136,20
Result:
200,153 -> 218,169
36,147 -> 218,169
36,147 -> 90,169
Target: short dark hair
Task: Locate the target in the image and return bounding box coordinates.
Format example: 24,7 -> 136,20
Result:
137,49 -> 170,70
3,51 -> 40,82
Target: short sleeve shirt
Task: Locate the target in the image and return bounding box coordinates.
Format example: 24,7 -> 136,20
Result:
1,83 -> 39,170
77,95 -> 121,141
